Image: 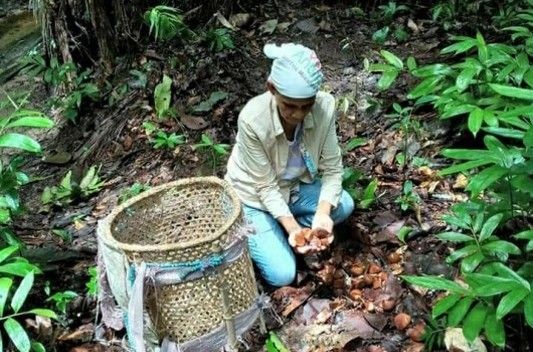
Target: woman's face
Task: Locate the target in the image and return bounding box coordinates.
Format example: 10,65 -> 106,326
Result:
268,83 -> 315,126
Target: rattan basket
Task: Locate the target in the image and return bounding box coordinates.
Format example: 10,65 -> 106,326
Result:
100,177 -> 258,343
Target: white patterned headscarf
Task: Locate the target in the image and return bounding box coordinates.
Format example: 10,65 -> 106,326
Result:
264,43 -> 324,99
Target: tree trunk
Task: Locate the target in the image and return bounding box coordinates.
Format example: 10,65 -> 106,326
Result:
39,0 -> 234,70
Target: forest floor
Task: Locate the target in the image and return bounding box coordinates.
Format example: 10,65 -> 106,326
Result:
1,1 -> 479,351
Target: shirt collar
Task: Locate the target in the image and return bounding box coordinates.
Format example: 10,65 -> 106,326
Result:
269,92 -> 315,137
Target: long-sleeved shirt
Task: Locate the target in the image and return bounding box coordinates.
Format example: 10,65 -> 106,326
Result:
225,91 -> 343,219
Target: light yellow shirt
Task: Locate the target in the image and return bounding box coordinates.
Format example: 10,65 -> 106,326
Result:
225,91 -> 343,219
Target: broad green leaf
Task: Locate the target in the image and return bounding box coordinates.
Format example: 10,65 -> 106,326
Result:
30,342 -> 46,352
80,166 -> 98,190
448,297 -> 474,326
411,64 -> 451,78
0,245 -> 19,264
5,116 -> 54,129
432,294 -> 461,318
466,165 -> 507,197
437,232 -> 473,242
441,104 -> 476,119
461,252 -> 485,273
525,68 -> 533,88
29,308 -> 58,319
4,318 -> 31,352
468,108 -> 484,136
496,288 -> 528,319
438,159 -> 493,176
515,230 -> 533,240
456,68 -> 477,92
0,262 -> 41,277
380,50 -> 403,70
525,293 -> 533,327
473,281 -> 519,297
484,312 -> 506,347
265,332 -> 289,352
377,69 -> 399,90
0,277 -> 14,316
476,32 -> 488,64
0,133 -> 41,153
524,127 -> 533,147
402,275 -> 469,294
479,213 -> 503,241
407,76 -> 441,99
463,303 -> 488,342
489,84 -> 533,101
345,137 -> 367,151
489,262 -> 530,290
441,149 -> 493,160
483,127 -> 524,139
368,63 -> 392,72
154,74 -> 172,118
483,240 -> 521,255
11,271 -> 34,313
441,38 -> 477,55
446,245 -> 479,264
406,56 -> 417,71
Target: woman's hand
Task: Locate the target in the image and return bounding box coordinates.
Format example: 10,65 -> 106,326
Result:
311,212 -> 334,233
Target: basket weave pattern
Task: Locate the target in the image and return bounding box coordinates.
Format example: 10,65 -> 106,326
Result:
103,177 -> 258,342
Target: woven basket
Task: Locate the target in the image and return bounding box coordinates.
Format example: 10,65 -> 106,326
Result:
100,177 -> 258,342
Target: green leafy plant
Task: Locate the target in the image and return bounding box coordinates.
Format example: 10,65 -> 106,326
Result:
194,134 -> 230,173
342,167 -> 378,209
378,1 -> 409,21
0,246 -> 57,351
86,266 -> 98,298
265,331 -> 289,352
193,91 -> 228,113
372,26 -> 390,45
205,28 -> 234,52
21,55 -> 76,87
151,131 -> 185,150
387,103 -> 423,170
154,74 -> 174,119
62,69 -> 100,121
41,165 -> 105,209
365,50 -> 415,90
395,180 -> 421,212
143,6 -> 192,41
118,183 -> 151,204
46,290 -> 78,315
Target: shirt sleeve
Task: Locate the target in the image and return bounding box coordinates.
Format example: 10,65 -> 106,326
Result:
317,96 -> 343,208
237,118 -> 292,218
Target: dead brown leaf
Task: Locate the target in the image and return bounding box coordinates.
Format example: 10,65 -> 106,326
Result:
272,282 -> 316,317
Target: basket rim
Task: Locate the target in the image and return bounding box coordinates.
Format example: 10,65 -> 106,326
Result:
100,176 -> 242,253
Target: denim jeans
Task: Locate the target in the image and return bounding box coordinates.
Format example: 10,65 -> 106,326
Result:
243,180 -> 354,287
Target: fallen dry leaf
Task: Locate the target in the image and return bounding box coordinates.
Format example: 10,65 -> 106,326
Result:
272,282 -> 316,317
453,174 -> 468,189
444,328 -> 487,352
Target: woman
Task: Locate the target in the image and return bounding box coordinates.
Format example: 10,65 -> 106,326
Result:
225,43 -> 354,287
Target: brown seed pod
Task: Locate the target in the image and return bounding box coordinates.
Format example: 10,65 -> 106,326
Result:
313,228 -> 330,238
407,322 -> 425,342
352,277 -> 367,289
372,276 -> 382,289
349,288 -> 362,300
387,252 -> 402,264
363,275 -> 374,286
302,228 -> 313,240
294,231 -> 307,246
368,263 -> 382,274
394,313 -> 411,330
333,278 -> 345,289
349,264 -> 365,276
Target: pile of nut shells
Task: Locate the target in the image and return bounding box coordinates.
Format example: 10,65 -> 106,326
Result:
289,228 -> 333,254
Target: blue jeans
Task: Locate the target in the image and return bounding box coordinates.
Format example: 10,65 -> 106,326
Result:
243,180 -> 354,287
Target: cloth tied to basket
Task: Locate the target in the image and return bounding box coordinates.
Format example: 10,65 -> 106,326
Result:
126,237 -> 248,352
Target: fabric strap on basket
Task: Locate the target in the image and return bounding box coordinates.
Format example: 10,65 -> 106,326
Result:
126,237 -> 248,352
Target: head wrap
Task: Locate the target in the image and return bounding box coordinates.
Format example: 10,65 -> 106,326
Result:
264,43 -> 324,99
